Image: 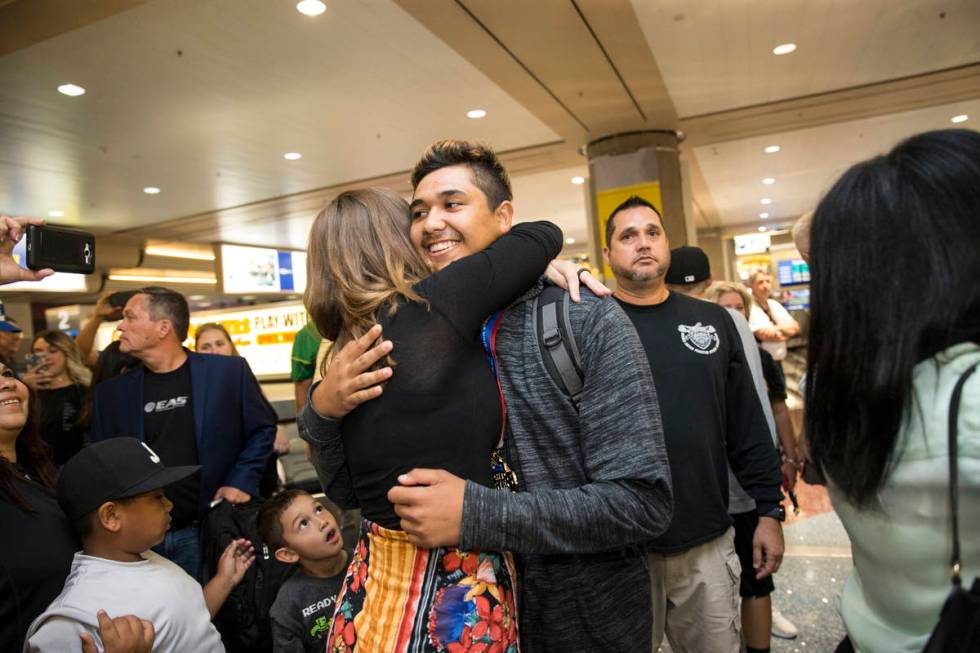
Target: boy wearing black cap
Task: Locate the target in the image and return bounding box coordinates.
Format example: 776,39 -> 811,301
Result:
24,438 -> 255,653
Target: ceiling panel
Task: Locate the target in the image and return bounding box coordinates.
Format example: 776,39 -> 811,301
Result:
0,0 -> 559,230
633,0 -> 980,117
693,100 -> 980,228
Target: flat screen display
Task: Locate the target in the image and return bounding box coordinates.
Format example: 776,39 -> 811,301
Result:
777,258 -> 811,286
220,244 -> 307,294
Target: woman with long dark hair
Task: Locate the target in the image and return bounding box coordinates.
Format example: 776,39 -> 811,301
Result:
304,187 -> 561,651
0,361 -> 78,650
806,129 -> 980,652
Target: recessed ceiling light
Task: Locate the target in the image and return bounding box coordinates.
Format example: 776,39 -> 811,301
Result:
565,237 -> 576,245
283,152 -> 302,160
951,114 -> 968,123
759,212 -> 769,219
143,186 -> 161,194
571,176 -> 586,185
296,0 -> 326,16
773,43 -> 797,55
764,145 -> 781,154
48,210 -> 64,218
760,198 -> 772,205
467,109 -> 487,119
762,177 -> 775,185
57,83 -> 86,96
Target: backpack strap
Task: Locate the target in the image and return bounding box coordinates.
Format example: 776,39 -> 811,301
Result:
947,360 -> 978,587
534,285 -> 584,405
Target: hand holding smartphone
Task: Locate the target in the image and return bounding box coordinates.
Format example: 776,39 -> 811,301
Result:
26,224 -> 95,274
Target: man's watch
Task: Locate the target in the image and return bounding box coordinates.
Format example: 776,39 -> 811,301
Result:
759,505 -> 786,522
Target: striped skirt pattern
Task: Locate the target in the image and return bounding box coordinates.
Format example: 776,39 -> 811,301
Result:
327,518 -> 519,653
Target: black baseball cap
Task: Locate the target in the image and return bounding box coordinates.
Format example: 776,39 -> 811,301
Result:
666,246 -> 711,285
57,438 -> 200,521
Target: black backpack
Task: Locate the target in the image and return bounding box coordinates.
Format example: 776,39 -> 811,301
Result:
201,499 -> 295,653
533,285 -> 584,406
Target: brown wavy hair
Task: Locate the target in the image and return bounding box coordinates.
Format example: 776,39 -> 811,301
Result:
304,189 -> 430,372
33,330 -> 92,387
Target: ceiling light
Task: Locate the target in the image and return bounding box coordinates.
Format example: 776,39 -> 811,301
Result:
144,245 -> 216,261
760,212 -> 769,219
762,177 -> 775,185
283,152 -> 302,160
760,198 -> 772,205
143,186 -> 161,194
296,0 -> 326,16
467,109 -> 487,119
48,210 -> 64,218
108,274 -> 217,284
773,43 -> 797,55
951,114 -> 968,124
571,176 -> 586,185
57,83 -> 86,96
758,226 -> 768,232
764,145 -> 781,154
565,237 -> 576,245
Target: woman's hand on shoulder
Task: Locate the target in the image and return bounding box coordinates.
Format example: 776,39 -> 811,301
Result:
544,259 -> 611,303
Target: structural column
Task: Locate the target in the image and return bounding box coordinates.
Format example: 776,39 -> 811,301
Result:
585,130 -> 691,280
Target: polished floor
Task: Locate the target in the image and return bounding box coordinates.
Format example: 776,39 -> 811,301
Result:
659,478 -> 853,653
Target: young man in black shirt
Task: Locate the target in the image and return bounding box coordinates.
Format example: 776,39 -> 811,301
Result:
603,196 -> 784,653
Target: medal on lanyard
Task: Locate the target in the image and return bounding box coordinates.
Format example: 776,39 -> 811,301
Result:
481,310 -> 519,492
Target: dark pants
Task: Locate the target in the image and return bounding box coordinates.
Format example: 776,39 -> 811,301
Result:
153,524 -> 201,581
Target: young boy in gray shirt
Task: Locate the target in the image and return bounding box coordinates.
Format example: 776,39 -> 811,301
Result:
257,490 -> 350,653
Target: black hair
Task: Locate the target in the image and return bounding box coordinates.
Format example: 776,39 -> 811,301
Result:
136,286 -> 190,342
256,489 -> 309,551
411,140 -> 512,211
806,128 -> 980,507
0,380 -> 56,513
605,195 -> 664,245
71,495 -> 139,540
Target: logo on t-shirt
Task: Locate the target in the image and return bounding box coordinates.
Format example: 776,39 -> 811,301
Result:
144,396 -> 189,413
678,322 -> 719,355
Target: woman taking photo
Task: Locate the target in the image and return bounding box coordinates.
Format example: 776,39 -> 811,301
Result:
806,129 -> 980,653
23,330 -> 91,466
304,188 -> 560,652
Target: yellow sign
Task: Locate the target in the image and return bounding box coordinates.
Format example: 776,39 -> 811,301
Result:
595,181 -> 662,278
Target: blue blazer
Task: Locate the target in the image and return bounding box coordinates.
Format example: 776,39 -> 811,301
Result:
89,350 -> 277,516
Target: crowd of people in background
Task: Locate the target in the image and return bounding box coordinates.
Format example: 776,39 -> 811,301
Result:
0,128 -> 977,653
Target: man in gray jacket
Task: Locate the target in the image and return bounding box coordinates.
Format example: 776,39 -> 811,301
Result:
299,140 -> 673,652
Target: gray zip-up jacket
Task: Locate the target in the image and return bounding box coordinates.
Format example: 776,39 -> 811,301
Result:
299,281 -> 673,653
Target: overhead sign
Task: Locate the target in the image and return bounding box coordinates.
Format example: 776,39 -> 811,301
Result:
734,233 -> 771,256
220,244 -> 307,294
95,300 -> 311,378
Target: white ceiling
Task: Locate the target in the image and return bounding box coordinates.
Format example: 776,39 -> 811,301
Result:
634,0 -> 980,117
0,0 -> 558,230
693,98 -> 980,229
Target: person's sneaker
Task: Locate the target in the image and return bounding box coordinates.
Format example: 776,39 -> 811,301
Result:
771,608 -> 799,639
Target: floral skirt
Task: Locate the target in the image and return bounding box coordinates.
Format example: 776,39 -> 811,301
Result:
327,518 -> 519,653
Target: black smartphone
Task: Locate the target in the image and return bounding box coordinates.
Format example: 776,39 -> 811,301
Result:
108,290 -> 137,309
26,224 -> 96,274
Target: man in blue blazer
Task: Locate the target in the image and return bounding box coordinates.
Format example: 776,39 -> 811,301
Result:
89,287 -> 275,578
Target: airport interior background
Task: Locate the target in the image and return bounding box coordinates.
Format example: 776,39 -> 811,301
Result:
2,1 -> 979,651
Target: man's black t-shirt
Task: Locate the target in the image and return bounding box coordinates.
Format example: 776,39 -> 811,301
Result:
38,384 -> 86,465
616,292 -> 782,552
143,360 -> 200,526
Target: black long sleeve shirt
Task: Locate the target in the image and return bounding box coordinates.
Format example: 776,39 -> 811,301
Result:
341,221 -> 562,528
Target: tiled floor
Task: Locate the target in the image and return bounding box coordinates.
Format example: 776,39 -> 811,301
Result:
659,481 -> 853,653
